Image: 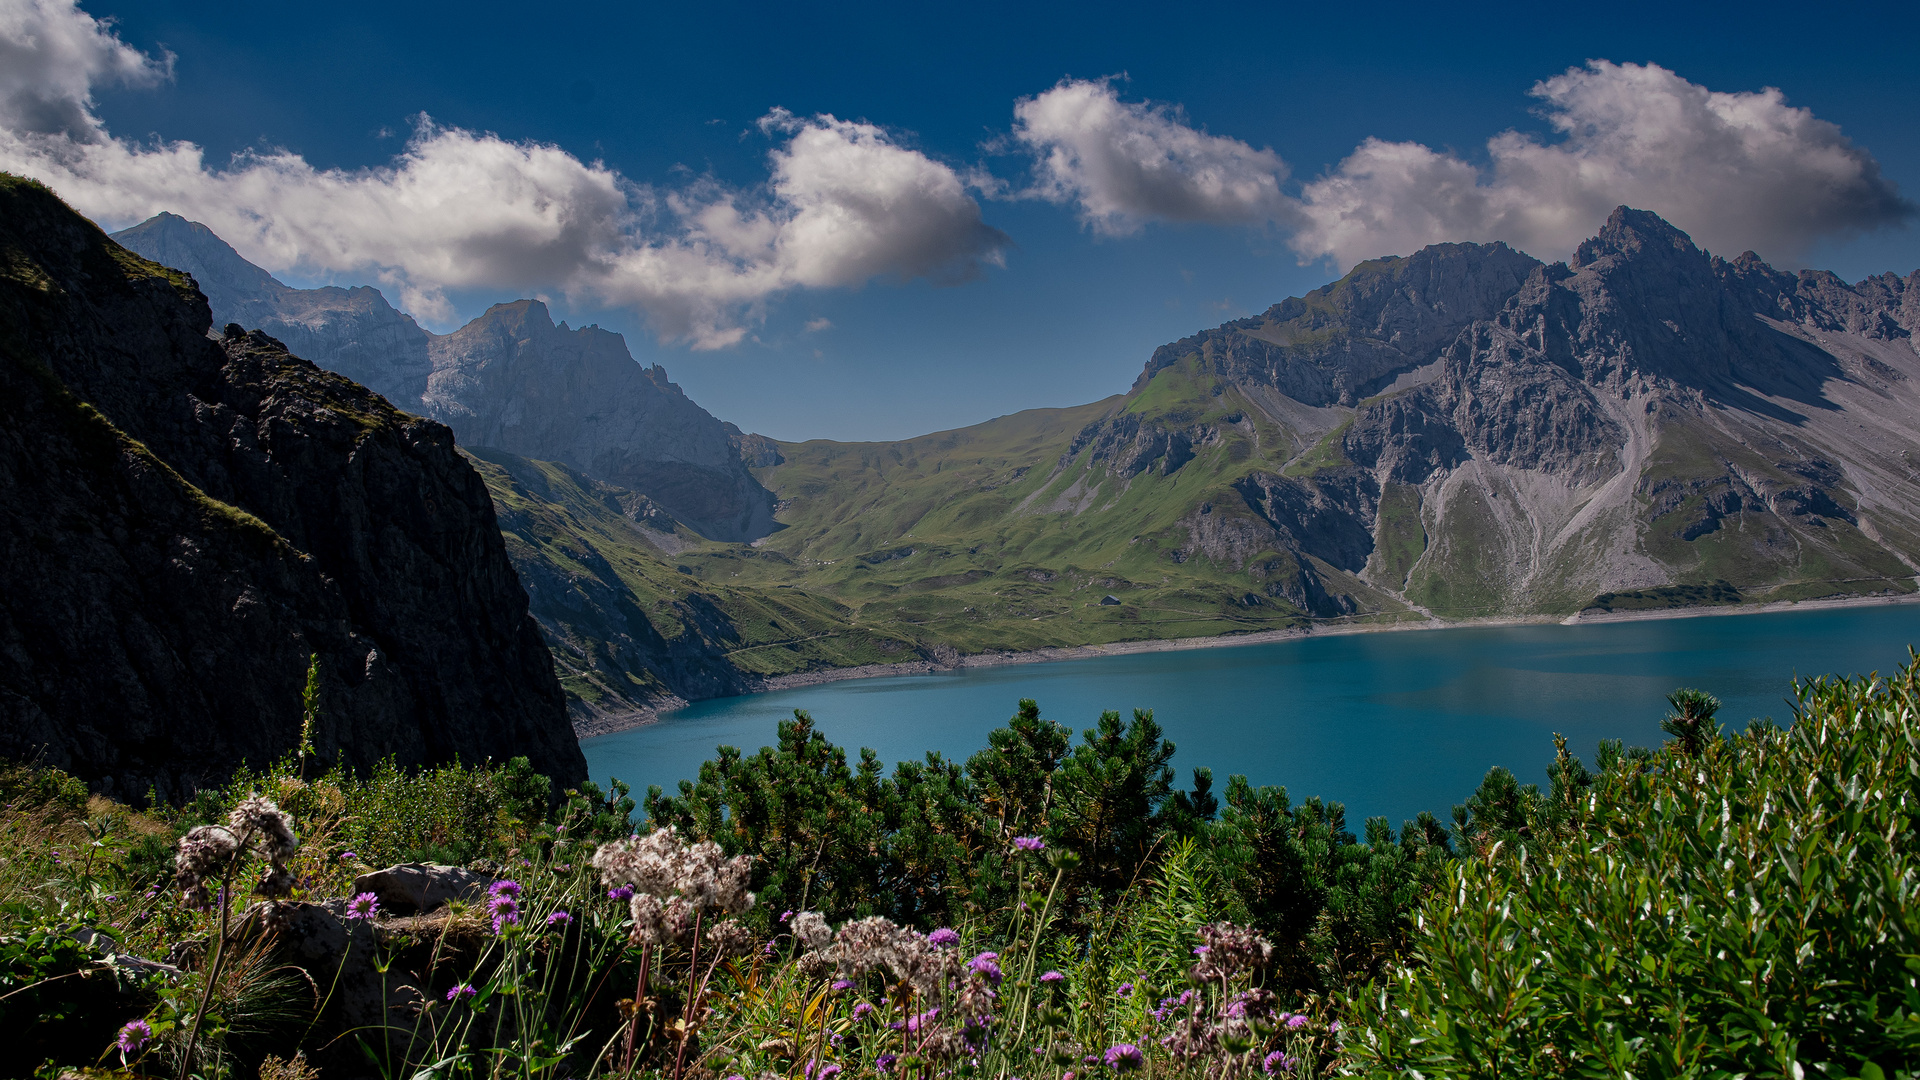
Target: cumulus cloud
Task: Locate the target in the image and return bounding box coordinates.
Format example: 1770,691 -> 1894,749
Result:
1010,78 -> 1291,235
0,0 -> 168,141
0,1 -> 1006,346
1291,61 -> 1913,268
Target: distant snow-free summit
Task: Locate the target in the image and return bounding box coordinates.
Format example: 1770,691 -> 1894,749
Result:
111,213 -> 778,543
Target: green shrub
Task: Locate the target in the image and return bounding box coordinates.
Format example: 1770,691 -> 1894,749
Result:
1342,663 -> 1920,1077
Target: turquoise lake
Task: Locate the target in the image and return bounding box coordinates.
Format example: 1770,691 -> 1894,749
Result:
581,604 -> 1920,828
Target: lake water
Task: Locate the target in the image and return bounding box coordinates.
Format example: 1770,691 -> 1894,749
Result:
582,604 -> 1920,828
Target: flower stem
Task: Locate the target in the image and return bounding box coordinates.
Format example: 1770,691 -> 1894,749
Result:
176,861 -> 238,1080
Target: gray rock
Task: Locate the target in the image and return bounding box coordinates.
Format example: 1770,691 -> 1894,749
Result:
351,863 -> 494,915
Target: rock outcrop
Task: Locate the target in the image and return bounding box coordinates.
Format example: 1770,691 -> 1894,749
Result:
110,214 -> 778,542
0,176 -> 585,799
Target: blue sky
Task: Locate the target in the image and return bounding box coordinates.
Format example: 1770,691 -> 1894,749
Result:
12,0 -> 1919,440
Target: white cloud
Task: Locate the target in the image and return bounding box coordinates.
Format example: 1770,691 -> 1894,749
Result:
0,0 -> 168,141
1291,61 -> 1913,268
803,317 -> 832,332
0,2 -> 1006,347
1010,78 -> 1292,235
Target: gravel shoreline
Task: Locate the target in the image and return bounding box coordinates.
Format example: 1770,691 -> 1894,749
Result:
573,591 -> 1920,740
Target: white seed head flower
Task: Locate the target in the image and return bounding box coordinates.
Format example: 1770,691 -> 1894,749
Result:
791,910 -> 832,950
174,824 -> 240,892
228,795 -> 298,859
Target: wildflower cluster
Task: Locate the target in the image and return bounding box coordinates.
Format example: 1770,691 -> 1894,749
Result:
789,911 -> 1024,1065
1155,922 -> 1301,1073
592,825 -> 754,944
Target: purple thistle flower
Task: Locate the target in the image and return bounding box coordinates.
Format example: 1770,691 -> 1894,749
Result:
447,982 -> 477,1002
1192,945 -> 1209,955
780,909 -> 794,922
1040,970 -> 1065,983
1286,1013 -> 1309,1030
906,1006 -> 940,1033
546,910 -> 573,927
853,1002 -> 874,1021
1116,981 -> 1134,997
875,1054 -> 897,1074
831,979 -> 854,991
344,892 -> 380,921
1012,835 -> 1045,852
340,850 -> 356,862
1263,1050 -> 1297,1075
116,1019 -> 152,1054
806,1062 -> 841,1080
968,951 -> 1003,984
488,879 -> 521,899
927,927 -> 960,948
608,885 -> 634,901
1104,1044 -> 1144,1072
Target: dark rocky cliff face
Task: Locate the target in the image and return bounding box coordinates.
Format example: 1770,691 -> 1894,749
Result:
0,178 -> 585,799
110,214 -> 777,543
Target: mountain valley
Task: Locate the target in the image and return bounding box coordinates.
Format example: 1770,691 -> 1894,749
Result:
111,207 -> 1920,732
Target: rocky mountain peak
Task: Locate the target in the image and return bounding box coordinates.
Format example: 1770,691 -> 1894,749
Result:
112,215 -> 778,543
1570,205 -> 1708,271
107,210 -> 286,313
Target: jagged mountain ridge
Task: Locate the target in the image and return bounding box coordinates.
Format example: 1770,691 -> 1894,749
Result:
0,177 -> 585,797
705,207 -> 1920,630
110,214 -> 777,543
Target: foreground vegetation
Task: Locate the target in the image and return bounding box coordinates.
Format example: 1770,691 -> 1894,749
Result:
4,657 -> 1918,1078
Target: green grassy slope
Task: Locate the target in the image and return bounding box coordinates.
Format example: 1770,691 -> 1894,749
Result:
466,448 -> 924,725
669,357 -> 1420,654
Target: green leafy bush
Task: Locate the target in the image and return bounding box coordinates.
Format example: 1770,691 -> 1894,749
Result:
1343,665 -> 1920,1077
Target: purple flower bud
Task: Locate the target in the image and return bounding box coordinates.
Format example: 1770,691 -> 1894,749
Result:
1012,836 -> 1045,852
447,983 -> 477,1002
